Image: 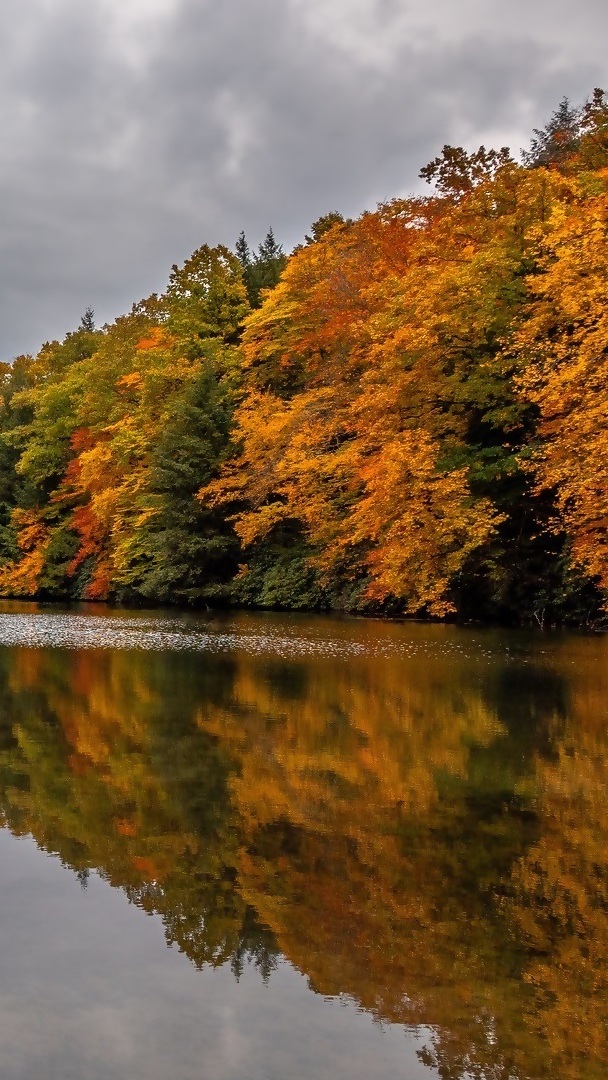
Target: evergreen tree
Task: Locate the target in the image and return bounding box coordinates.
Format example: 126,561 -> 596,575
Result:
237,227 -> 287,307
137,358 -> 241,604
80,306 -> 96,332
235,231 -> 251,270
522,98 -> 581,168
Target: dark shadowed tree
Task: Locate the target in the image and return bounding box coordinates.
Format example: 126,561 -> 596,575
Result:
522,98 -> 581,168
305,212 -> 346,243
237,228 -> 287,307
80,306 -> 96,332
420,144 -> 513,197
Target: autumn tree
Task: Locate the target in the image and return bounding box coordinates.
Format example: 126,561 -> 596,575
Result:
420,143 -> 513,196
0,247 -> 249,602
304,211 -> 347,243
204,157 -> 590,617
514,173 -> 608,603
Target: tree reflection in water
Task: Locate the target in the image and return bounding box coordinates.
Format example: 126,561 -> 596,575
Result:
0,624 -> 605,1080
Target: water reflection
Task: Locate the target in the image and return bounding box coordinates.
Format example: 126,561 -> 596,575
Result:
0,611 -> 605,1079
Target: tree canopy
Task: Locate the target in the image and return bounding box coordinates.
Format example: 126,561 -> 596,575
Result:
0,90 -> 608,625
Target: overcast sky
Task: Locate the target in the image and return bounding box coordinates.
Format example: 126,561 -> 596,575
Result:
0,0 -> 605,359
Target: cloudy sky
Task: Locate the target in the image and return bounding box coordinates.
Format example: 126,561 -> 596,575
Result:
0,0 -> 605,359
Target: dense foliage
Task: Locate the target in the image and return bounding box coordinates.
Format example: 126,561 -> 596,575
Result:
1,91 -> 608,624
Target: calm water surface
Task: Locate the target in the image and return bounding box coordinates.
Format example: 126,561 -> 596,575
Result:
0,602 -> 605,1079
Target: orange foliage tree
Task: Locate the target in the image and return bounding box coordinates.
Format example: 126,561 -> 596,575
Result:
515,173 -> 608,593
202,163 -> 581,615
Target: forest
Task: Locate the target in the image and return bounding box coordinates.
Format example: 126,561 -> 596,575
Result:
1,91 -> 607,626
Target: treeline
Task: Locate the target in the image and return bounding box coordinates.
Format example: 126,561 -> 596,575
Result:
1,91 -> 608,624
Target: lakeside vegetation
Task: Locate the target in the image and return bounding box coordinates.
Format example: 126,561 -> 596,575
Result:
1,92 -> 608,625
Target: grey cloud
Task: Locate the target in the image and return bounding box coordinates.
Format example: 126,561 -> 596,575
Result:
0,0 -> 605,358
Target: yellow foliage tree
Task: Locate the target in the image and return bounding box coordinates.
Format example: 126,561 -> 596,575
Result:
516,172 -> 608,594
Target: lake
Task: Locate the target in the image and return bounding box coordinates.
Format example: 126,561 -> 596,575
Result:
0,602 -> 605,1079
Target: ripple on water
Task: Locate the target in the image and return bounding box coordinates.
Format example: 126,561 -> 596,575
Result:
0,610 -> 528,664
0,613 -> 373,658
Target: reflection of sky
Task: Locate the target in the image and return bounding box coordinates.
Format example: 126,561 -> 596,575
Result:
0,829 -> 434,1080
